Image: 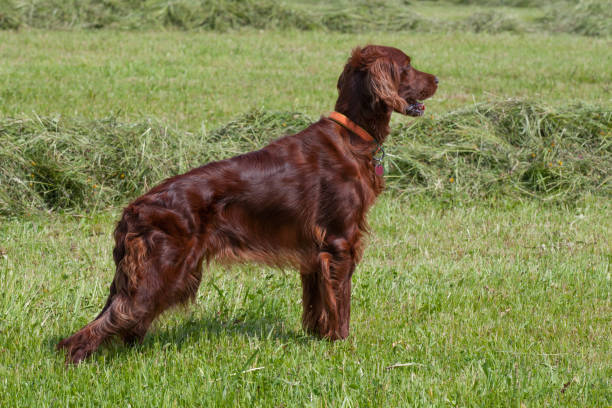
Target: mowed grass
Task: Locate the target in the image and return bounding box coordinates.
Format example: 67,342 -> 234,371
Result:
0,196 -> 610,406
1,12 -> 611,406
1,30 -> 610,129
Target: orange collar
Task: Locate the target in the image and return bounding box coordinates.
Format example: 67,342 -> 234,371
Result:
329,111 -> 385,175
328,111 -> 374,143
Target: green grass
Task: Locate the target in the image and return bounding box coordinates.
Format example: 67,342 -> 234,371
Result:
1,1 -> 611,404
1,30 -> 610,130
0,196 -> 610,406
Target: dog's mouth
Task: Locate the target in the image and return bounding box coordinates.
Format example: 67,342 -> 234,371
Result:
405,101 -> 425,117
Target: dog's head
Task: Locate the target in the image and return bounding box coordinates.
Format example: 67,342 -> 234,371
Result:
337,45 -> 438,117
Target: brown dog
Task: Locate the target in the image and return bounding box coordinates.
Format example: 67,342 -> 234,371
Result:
58,45 -> 438,364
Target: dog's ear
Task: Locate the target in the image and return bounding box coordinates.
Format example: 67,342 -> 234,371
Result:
365,56 -> 407,113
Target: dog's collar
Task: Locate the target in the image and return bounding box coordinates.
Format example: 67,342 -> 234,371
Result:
328,111 -> 385,176
328,111 -> 374,143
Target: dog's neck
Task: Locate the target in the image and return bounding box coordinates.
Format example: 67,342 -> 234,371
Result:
333,100 -> 392,144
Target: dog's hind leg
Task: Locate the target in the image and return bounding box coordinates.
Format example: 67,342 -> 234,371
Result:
121,240 -> 205,346
58,233 -> 205,364
93,281 -> 117,321
57,233 -> 153,364
57,294 -> 142,364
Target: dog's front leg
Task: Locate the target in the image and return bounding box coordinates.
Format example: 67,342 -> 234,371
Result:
324,236 -> 357,340
300,237 -> 356,340
336,259 -> 355,339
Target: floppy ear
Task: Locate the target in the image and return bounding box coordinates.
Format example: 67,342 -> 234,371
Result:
366,58 -> 407,113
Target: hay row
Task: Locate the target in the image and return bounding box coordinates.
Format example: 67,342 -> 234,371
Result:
1,0 -> 610,37
0,100 -> 610,215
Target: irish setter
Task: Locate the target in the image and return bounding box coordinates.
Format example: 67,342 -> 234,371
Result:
58,45 -> 438,364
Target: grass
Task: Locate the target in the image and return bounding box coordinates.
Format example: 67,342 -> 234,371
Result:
0,30 -> 610,130
1,0 -> 610,36
1,101 -> 610,215
1,0 -> 611,405
0,196 -> 610,406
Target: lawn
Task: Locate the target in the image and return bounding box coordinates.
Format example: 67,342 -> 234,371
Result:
0,1 -> 611,406
1,197 -> 610,406
1,30 -> 609,129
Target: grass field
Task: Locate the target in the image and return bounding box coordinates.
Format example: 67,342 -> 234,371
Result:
0,0 -> 611,406
1,30 -> 610,129
1,197 -> 610,406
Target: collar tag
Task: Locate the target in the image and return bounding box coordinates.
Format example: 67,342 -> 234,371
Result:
375,164 -> 384,176
372,141 -> 385,177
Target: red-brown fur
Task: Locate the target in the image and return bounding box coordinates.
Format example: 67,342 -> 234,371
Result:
57,45 -> 438,364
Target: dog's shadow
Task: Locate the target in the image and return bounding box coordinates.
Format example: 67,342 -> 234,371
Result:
148,312 -> 310,348
50,312 -> 313,364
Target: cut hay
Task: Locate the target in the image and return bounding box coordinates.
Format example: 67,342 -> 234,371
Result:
0,0 -> 427,32
539,0 -> 612,37
387,101 -> 611,201
1,0 -> 609,36
0,101 -> 610,216
0,111 -> 311,215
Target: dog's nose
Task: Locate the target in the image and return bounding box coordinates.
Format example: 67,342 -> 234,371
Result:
434,76 -> 439,84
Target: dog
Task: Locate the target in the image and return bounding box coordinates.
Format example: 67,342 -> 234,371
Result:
58,45 -> 438,364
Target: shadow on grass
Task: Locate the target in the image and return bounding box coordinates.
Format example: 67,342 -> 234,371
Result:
50,311 -> 313,365
147,312 -> 311,347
